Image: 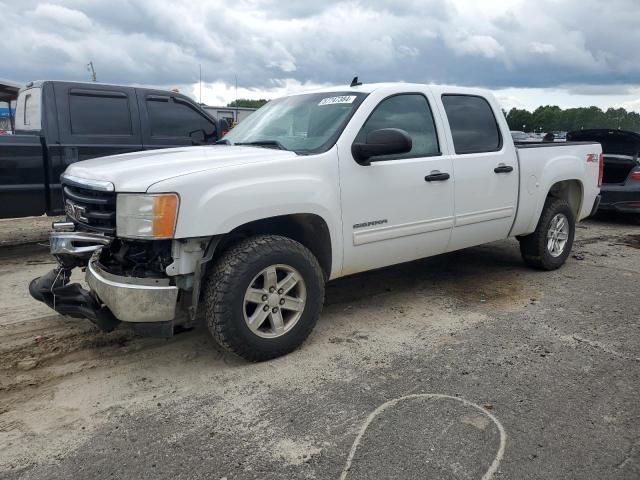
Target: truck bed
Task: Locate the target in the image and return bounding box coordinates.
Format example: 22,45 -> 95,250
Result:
510,141 -> 602,237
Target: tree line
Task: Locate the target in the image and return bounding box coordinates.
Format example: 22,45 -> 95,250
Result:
505,105 -> 640,133
227,99 -> 269,108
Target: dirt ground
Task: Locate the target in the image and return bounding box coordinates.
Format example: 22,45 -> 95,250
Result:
0,214 -> 638,479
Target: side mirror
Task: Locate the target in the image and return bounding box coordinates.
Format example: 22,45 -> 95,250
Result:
189,129 -> 206,145
351,128 -> 412,165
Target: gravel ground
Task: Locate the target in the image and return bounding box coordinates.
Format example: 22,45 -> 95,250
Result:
0,216 -> 63,248
0,214 -> 638,479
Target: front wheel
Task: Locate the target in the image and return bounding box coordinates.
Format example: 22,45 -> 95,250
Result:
203,235 -> 325,361
519,197 -> 575,270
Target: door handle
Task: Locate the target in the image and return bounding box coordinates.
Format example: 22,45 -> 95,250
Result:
494,164 -> 514,173
424,171 -> 450,182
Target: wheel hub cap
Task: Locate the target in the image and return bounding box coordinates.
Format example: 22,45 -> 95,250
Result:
268,293 -> 280,307
546,213 -> 569,257
243,264 -> 307,339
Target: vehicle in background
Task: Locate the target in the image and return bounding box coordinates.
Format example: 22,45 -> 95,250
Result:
553,131 -> 567,141
30,82 -> 602,361
0,80 -> 224,219
510,130 -> 529,142
567,129 -> 640,217
203,105 -> 257,127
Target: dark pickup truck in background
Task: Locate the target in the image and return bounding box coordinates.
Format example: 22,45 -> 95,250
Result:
567,129 -> 640,217
0,80 -> 223,219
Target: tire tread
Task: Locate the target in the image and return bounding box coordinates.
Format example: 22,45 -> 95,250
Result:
519,197 -> 575,270
204,235 -> 324,361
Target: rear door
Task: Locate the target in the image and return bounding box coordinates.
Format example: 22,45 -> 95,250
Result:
0,135 -> 46,218
51,83 -> 142,213
137,91 -> 218,149
0,86 -> 47,218
438,93 -> 519,251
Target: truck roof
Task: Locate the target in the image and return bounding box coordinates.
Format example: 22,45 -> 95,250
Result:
20,80 -> 184,94
292,82 -> 493,98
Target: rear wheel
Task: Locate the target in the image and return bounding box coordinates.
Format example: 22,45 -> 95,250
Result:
204,235 -> 325,361
519,197 -> 575,270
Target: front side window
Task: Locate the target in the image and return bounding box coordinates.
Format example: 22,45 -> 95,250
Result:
354,94 -> 440,161
147,98 -> 216,141
69,91 -> 132,136
442,95 -> 502,154
223,92 -> 367,153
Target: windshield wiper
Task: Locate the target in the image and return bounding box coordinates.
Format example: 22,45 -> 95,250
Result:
235,140 -> 286,150
215,139 -> 230,145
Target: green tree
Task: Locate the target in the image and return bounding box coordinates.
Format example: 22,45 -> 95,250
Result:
227,99 -> 268,108
505,105 -> 640,133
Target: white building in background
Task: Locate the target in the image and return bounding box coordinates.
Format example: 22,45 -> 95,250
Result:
203,105 -> 257,126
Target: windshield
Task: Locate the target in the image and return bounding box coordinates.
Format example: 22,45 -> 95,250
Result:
223,92 -> 367,153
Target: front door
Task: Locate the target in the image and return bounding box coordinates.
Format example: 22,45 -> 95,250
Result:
338,91 -> 455,276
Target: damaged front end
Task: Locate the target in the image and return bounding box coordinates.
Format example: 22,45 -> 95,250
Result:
29,222 -> 210,338
29,225 -> 120,331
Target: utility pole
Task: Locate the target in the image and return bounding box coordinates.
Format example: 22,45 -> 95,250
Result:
234,74 -> 238,125
199,64 -> 202,104
87,61 -> 97,82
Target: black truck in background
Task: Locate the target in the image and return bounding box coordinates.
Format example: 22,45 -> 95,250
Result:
0,80 -> 224,219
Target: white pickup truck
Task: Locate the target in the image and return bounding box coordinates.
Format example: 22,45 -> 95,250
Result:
30,82 -> 602,361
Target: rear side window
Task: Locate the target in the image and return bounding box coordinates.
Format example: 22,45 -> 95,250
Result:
69,90 -> 132,136
442,95 -> 502,154
146,97 -> 216,140
15,87 -> 42,131
355,94 -> 440,161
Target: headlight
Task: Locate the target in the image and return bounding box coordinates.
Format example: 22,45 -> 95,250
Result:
116,193 -> 179,239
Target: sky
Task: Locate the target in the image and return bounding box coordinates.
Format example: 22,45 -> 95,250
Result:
2,0 -> 640,112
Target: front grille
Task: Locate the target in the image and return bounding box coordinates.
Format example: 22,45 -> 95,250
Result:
62,183 -> 116,233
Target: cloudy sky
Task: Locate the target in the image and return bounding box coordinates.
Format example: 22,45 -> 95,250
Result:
3,0 -> 640,111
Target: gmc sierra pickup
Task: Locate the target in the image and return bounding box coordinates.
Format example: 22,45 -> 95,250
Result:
30,82 -> 602,361
0,80 -> 223,219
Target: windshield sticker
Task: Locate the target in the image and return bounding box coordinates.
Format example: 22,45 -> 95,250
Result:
318,95 -> 357,106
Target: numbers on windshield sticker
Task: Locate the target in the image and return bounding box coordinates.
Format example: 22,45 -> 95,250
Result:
318,95 -> 357,106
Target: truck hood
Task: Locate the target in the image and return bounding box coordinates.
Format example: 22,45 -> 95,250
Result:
64,146 -> 297,191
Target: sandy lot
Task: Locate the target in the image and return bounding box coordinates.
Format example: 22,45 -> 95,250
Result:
0,215 -> 638,479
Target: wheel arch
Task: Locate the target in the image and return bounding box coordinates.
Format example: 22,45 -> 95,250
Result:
514,176 -> 584,236
213,213 -> 333,281
546,179 -> 583,219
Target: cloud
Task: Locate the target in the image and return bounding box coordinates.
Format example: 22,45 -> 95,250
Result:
2,0 -> 640,111
191,78 -> 332,106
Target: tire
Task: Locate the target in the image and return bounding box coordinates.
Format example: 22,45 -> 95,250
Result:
203,235 -> 325,361
519,197 -> 575,270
